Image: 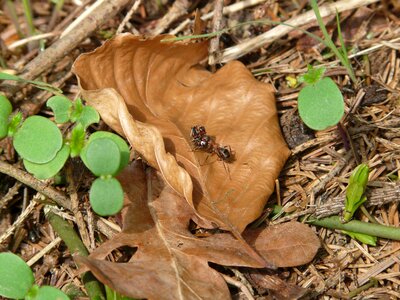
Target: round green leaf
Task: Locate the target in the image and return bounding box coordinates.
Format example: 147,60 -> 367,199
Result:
47,96 -> 72,124
24,144 -> 70,179
0,252 -> 34,299
84,138 -> 121,176
82,131 -> 130,173
31,286 -> 69,300
298,77 -> 344,130
0,95 -> 12,118
14,116 -> 63,163
89,177 -> 124,216
0,115 -> 8,139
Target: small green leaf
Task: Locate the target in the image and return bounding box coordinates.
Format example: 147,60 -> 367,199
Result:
28,286 -> 70,300
69,124 -> 86,157
105,285 -> 136,300
23,144 -> 70,179
0,95 -> 12,118
47,96 -> 72,124
82,131 -> 130,173
298,77 -> 344,130
84,138 -> 121,176
344,164 -> 370,222
0,252 -> 34,299
0,115 -> 8,139
342,230 -> 377,246
298,65 -> 326,85
77,105 -> 100,129
13,116 -> 63,163
90,177 -> 124,216
7,112 -> 23,137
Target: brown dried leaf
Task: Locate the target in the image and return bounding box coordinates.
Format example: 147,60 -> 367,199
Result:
77,161 -> 267,299
244,222 -> 321,268
79,162 -> 319,299
72,34 -> 290,232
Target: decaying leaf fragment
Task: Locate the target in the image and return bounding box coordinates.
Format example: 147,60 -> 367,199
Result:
77,161 -> 316,299
72,34 -> 290,233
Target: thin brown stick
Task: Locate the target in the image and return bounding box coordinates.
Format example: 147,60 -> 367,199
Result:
0,160 -> 71,210
220,0 -> 380,62
208,0 -> 225,68
0,182 -> 22,210
0,197 -> 37,243
151,0 -> 191,36
2,0 -> 131,95
116,0 -> 142,35
66,164 -> 91,251
272,181 -> 400,224
222,274 -> 255,300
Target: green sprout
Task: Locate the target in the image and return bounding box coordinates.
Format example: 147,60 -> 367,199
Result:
80,131 -> 130,216
0,252 -> 69,300
297,65 -> 344,130
342,230 -> 377,246
343,163 -> 369,223
0,86 -> 129,217
310,0 -> 356,83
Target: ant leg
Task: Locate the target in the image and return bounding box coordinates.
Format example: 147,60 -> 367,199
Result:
222,161 -> 232,180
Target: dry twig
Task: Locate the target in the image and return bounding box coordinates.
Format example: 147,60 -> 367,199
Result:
220,0 -> 380,62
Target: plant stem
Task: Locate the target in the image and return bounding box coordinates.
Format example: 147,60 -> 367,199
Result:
307,216 -> 400,240
21,0 -> 36,37
310,0 -> 356,82
46,210 -> 105,300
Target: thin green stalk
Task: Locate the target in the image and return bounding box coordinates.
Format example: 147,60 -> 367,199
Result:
47,210 -> 105,300
310,0 -> 356,82
21,0 -> 36,37
307,216 -> 400,240
348,278 -> 378,298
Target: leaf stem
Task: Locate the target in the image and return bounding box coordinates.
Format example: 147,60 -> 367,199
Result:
307,216 -> 400,240
46,210 -> 105,300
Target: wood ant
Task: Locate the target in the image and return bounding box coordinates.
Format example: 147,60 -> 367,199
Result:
190,125 -> 235,163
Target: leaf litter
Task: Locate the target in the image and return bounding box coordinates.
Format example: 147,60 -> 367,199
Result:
77,161 -> 319,299
72,34 -> 320,297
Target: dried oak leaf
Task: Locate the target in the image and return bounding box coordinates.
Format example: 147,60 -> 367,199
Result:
72,34 -> 290,233
77,161 -> 316,299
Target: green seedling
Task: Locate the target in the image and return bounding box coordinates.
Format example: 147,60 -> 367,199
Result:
84,138 -> 121,176
310,0 -> 356,82
47,96 -> 99,129
47,95 -> 72,123
68,123 -> 85,158
0,252 -> 69,300
80,131 -> 130,175
297,65 -> 344,130
342,230 -> 377,246
7,112 -> 23,137
343,164 -> 369,223
23,144 -> 70,180
13,116 -> 64,164
89,177 -> 124,216
0,95 -> 12,138
80,132 -> 129,216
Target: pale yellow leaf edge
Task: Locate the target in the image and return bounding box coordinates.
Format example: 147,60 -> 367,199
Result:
80,87 -> 194,208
